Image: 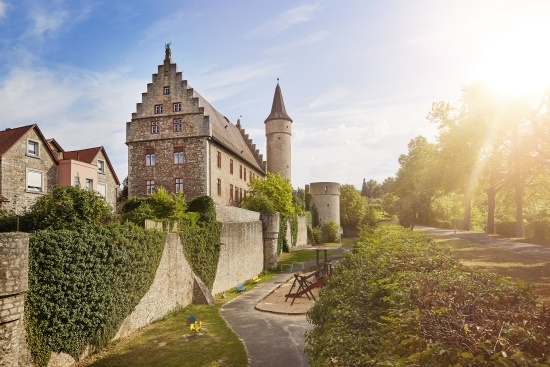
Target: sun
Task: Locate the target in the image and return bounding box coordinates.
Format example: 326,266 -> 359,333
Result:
475,20 -> 550,97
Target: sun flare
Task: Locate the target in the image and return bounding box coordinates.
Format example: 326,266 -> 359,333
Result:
475,20 -> 550,96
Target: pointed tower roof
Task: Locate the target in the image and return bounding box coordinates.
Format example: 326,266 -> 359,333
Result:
264,81 -> 292,123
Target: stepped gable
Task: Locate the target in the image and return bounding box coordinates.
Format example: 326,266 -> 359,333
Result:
265,83 -> 292,123
192,90 -> 266,173
236,118 -> 266,171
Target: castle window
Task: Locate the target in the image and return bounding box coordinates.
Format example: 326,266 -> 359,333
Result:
217,179 -> 222,196
145,148 -> 155,166
230,159 -> 234,174
175,178 -> 184,193
151,121 -> 160,134
230,184 -> 234,202
27,140 -> 39,157
173,119 -> 182,132
239,165 -> 242,179
97,159 -> 105,174
217,151 -> 222,168
234,186 -> 238,201
26,169 -> 43,192
164,86 -> 170,95
155,104 -> 164,114
240,188 -> 243,200
173,103 -> 182,112
146,180 -> 155,195
244,168 -> 247,181
174,146 -> 184,165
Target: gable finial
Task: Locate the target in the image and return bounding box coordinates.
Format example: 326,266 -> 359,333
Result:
165,43 -> 172,61
277,77 -> 279,84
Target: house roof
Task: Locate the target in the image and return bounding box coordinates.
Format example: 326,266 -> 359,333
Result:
62,147 -> 121,185
0,124 -> 59,162
193,90 -> 266,173
265,83 -> 292,123
47,138 -> 64,152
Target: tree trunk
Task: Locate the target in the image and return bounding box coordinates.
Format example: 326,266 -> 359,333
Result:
486,186 -> 496,234
515,183 -> 524,237
463,192 -> 472,231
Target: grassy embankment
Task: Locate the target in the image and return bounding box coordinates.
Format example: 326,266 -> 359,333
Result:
75,240 -> 351,367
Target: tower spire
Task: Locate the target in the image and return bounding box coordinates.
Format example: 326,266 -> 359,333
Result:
265,82 -> 292,123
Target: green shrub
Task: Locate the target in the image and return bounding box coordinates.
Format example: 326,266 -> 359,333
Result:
121,188 -> 188,226
495,221 -> 517,237
306,224 -> 550,366
26,223 -> 166,365
179,221 -> 222,290
525,218 -> 550,243
321,220 -> 339,243
187,195 -> 216,223
309,226 -> 322,245
278,214 -> 289,253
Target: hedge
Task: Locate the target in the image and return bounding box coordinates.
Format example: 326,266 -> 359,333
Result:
26,223 -> 166,366
306,224 -> 550,366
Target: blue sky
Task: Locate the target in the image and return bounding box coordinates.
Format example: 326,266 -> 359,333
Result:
1,1 -> 549,189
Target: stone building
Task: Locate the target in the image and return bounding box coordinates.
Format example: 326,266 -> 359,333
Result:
0,124 -> 120,213
307,182 -> 341,226
126,45 -> 293,204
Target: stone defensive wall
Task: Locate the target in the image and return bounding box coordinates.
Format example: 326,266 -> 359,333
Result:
0,233 -> 31,367
309,182 -> 341,226
1,205 -> 305,367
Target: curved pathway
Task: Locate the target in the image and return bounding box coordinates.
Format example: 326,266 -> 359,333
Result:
416,226 -> 550,259
220,271 -> 311,367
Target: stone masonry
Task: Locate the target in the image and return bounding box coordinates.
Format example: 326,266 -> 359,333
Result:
0,233 -> 29,367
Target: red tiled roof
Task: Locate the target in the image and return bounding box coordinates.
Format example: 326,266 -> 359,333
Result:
62,147 -> 102,164
62,146 -> 120,185
0,125 -> 35,157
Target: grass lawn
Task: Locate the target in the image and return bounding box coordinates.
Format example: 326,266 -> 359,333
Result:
435,237 -> 550,303
75,304 -> 247,367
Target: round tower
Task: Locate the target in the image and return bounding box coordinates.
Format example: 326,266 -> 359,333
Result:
265,81 -> 292,181
308,182 -> 341,226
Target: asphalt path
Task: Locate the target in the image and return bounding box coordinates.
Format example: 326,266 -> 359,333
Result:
416,226 -> 550,259
220,271 -> 311,367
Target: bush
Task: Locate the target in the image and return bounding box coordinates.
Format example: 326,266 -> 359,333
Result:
321,220 -> 339,243
26,223 -> 166,365
495,221 -> 517,237
306,224 -> 550,366
526,218 -> 550,243
187,195 -> 217,223
309,226 -> 322,245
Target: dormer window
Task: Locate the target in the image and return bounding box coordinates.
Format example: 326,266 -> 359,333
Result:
155,105 -> 164,114
164,86 -> 170,95
97,159 -> 105,174
27,140 -> 39,157
173,103 -> 182,112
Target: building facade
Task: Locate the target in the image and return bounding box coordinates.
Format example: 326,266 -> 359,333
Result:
0,124 -> 120,213
126,45 -> 293,205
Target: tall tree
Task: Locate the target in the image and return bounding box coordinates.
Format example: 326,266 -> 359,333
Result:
340,184 -> 367,232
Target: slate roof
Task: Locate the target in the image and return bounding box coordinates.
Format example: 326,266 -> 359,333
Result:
265,83 -> 292,123
193,90 -> 265,173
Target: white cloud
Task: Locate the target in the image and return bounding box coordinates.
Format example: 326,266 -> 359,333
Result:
0,1 -> 6,19
196,62 -> 285,102
28,11 -> 68,37
263,31 -> 330,55
0,65 -> 145,182
248,2 -> 322,37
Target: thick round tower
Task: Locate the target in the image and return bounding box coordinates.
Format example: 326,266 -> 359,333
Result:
265,82 -> 292,181
309,182 -> 341,226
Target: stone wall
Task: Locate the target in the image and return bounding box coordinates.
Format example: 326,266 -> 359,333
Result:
212,221 -> 264,295
309,182 -> 341,226
215,204 -> 260,223
0,233 -> 29,367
